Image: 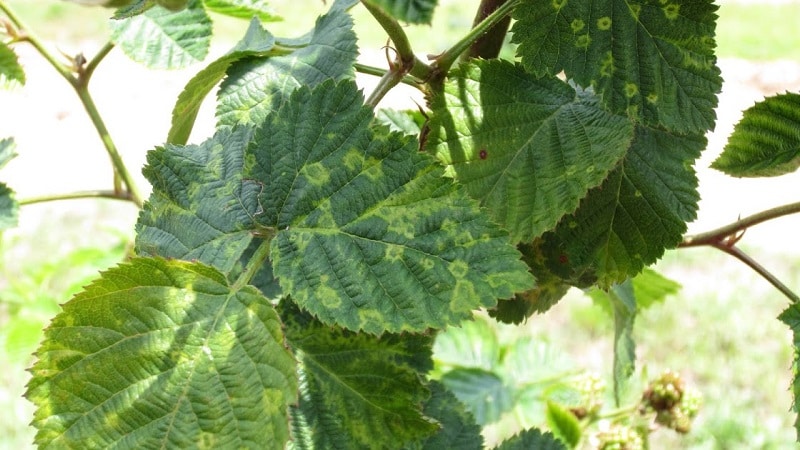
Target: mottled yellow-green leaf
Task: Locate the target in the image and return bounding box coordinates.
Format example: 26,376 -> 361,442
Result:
27,257 -> 297,449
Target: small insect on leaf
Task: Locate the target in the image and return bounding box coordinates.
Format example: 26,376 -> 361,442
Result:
479,149 -> 488,160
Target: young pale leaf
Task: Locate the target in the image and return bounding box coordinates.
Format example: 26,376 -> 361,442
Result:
215,6 -> 357,127
545,401 -> 582,448
202,0 -> 280,21
779,303 -> 800,439
711,92 -> 800,177
405,381 -> 484,450
588,267 -> 681,317
281,301 -> 438,448
27,257 -> 298,449
427,60 -> 634,242
0,43 -> 25,89
257,80 -> 533,333
440,367 -> 513,425
364,0 -> 438,24
110,0 -> 211,69
511,0 -> 721,133
494,428 -> 566,450
167,18 -> 275,144
0,138 -> 18,229
136,125 -> 263,276
609,280 -> 637,405
544,126 -> 705,286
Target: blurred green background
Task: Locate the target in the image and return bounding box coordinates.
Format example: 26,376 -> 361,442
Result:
1,0 -> 799,448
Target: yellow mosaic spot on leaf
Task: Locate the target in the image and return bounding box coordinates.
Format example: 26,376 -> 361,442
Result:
570,19 -> 585,32
600,52 -> 614,77
317,276 -> 341,309
624,82 -> 639,98
597,17 -> 612,30
552,0 -> 567,11
303,162 -> 330,186
358,309 -> 387,332
420,257 -> 435,271
663,3 -> 680,19
647,92 -> 659,104
363,157 -> 385,181
384,245 -> 404,262
634,190 -> 643,197
448,260 -> 469,279
626,104 -> 640,117
342,148 -> 363,171
388,221 -> 416,239
585,165 -> 595,173
628,3 -> 641,19
450,280 -> 478,313
575,34 -> 591,49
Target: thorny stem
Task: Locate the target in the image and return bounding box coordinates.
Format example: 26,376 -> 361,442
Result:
431,0 -> 520,77
360,0 -> 431,83
680,201 -> 800,303
0,1 -> 143,207
463,0 -> 514,61
20,190 -> 138,206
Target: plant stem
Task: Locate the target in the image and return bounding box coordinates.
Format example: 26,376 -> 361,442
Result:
431,0 -> 520,75
19,190 -> 138,206
680,201 -> 800,303
0,2 -> 143,207
360,0 -> 431,81
463,0 -> 514,61
354,62 -> 424,90
233,237 -> 273,290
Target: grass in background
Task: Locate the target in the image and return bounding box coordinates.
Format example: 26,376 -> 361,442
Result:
716,2 -> 800,61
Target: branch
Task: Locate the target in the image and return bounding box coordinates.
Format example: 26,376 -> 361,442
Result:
463,0 -> 513,61
680,201 -> 800,303
19,190 -> 139,206
360,0 -> 431,82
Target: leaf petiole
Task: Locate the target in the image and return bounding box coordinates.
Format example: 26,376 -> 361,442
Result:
233,237 -> 274,290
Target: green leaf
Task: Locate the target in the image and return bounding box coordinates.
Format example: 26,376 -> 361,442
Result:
376,108 -> 424,136
110,0 -> 212,69
433,318 -> 502,373
610,280 -> 637,404
512,0 -> 721,133
281,300 -> 438,449
136,125 -> 264,276
543,126 -> 705,286
494,428 -> 566,450
406,381 -> 484,450
202,0 -> 280,21
215,6 -> 358,127
111,0 -> 155,18
365,0 -> 438,24
711,92 -> 800,177
440,367 -> 513,425
0,43 -> 25,89
0,138 -> 18,229
545,401 -> 582,448
779,303 -> 800,439
167,18 -> 275,144
427,60 -> 634,241
259,80 -> 533,333
588,267 -> 681,317
27,257 -> 298,449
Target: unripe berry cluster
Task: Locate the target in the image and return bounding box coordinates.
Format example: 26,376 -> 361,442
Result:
594,424 -> 644,450
642,370 -> 702,434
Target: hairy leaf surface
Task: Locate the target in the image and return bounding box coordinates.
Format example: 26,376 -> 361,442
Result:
0,43 -> 25,89
366,0 -> 438,24
779,303 -> 800,439
258,81 -> 533,333
405,381 -> 483,450
543,126 -> 705,285
495,428 -> 566,450
0,138 -> 18,229
136,125 -> 263,276
512,0 -> 721,133
110,0 -> 211,69
168,18 -> 276,145
428,60 -> 633,241
215,5 -> 357,127
202,0 -> 280,21
282,301 -> 437,448
712,92 -> 800,177
27,257 -> 297,449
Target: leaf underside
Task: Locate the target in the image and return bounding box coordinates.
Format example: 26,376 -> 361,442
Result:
512,0 -> 722,133
202,0 -> 281,21
110,0 -> 212,69
712,92 -> 800,177
428,60 -> 634,242
27,257 -> 297,449
367,0 -> 439,24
